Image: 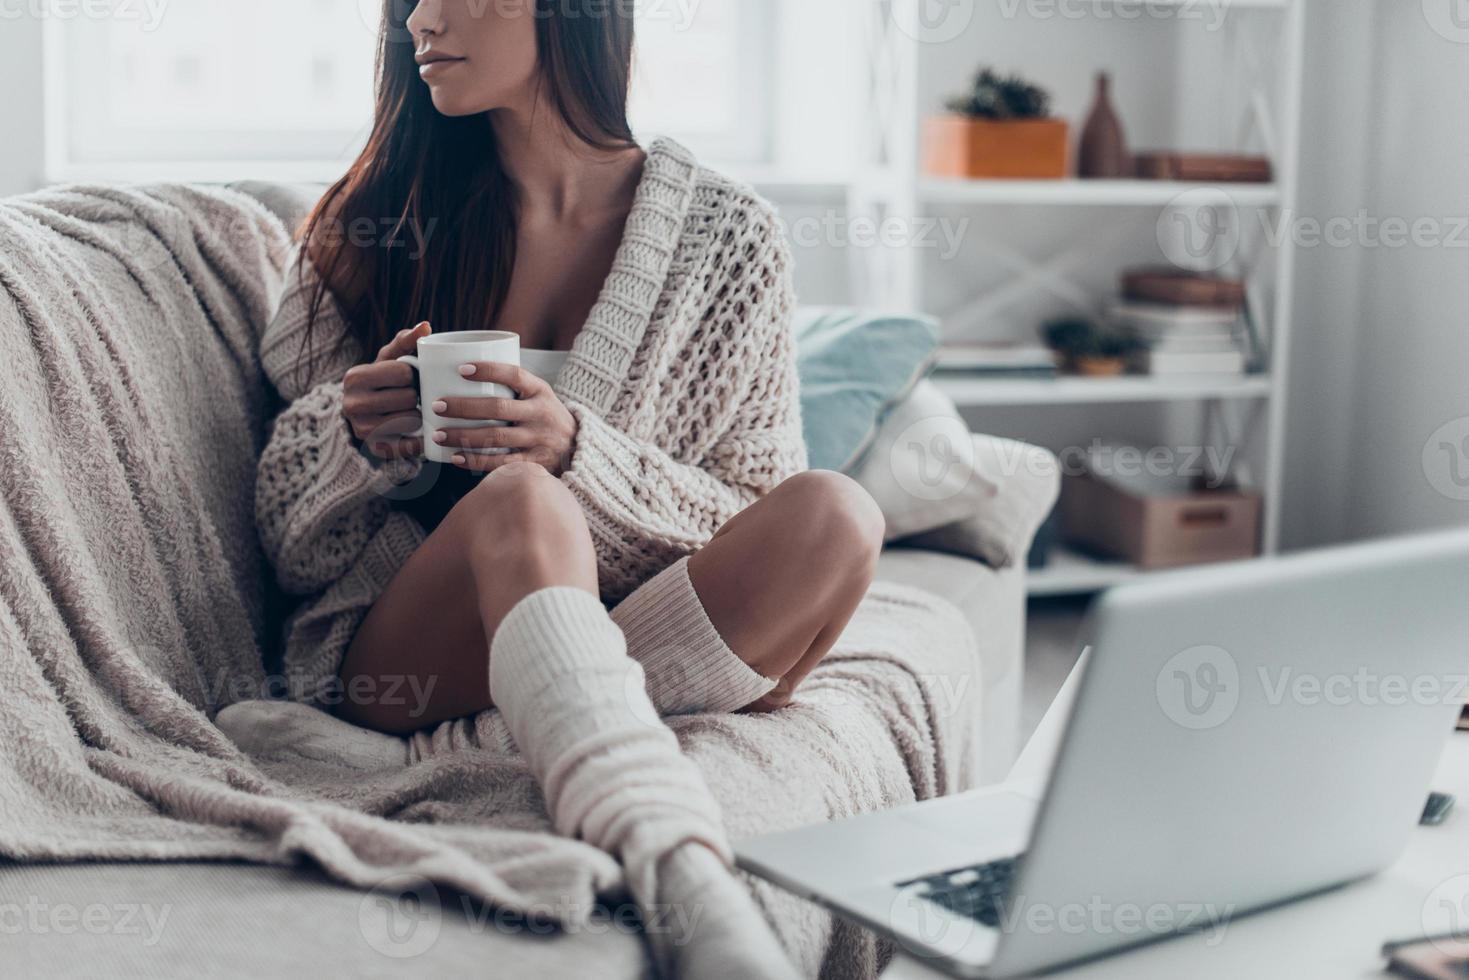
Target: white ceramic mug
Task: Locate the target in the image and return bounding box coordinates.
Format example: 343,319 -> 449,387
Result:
398,331 -> 520,464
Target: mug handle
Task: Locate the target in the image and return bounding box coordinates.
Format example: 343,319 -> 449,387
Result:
395,354 -> 425,437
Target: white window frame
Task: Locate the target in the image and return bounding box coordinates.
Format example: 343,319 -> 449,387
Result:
42,1 -> 778,185
630,0 -> 775,166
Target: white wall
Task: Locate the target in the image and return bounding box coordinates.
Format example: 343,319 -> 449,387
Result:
1333,0 -> 1469,539
1276,0 -> 1379,548
1280,0 -> 1469,546
0,16 -> 46,196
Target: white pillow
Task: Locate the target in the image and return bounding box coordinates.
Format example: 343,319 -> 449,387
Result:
851,381 -> 1060,568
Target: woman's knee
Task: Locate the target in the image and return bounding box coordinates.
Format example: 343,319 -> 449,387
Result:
448,462 -> 594,570
770,471 -> 885,575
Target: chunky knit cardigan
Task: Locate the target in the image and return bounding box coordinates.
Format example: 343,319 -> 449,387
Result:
255,138 -> 808,696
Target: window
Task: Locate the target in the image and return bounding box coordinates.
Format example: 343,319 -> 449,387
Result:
628,0 -> 772,164
47,0 -> 773,182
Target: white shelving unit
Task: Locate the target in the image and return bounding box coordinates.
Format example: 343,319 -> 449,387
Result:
932,372 -> 1273,408
853,0 -> 1307,597
916,177 -> 1281,208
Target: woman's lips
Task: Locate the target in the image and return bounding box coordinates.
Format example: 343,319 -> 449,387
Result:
419,58 -> 466,81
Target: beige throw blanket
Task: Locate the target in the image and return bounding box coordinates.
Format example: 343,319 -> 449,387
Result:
0,185 -> 980,978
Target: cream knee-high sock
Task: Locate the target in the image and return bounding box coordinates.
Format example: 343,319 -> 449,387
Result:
489,587 -> 798,980
611,557 -> 779,716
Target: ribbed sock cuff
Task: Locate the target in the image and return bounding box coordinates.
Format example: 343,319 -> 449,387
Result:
612,558 -> 779,715
489,587 -> 629,708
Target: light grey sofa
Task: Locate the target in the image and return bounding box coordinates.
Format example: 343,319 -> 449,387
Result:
0,550 -> 1027,979
0,181 -> 1050,979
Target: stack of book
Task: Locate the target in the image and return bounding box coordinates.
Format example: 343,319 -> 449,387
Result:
1112,269 -> 1257,377
936,343 -> 1058,379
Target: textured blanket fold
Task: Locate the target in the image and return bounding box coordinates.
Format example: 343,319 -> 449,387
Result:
0,184 -> 980,978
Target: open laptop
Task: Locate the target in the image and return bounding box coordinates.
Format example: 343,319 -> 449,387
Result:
737,530 -> 1469,977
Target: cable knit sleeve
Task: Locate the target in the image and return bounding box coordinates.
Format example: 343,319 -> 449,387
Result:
560,222 -> 807,601
254,249 -> 423,596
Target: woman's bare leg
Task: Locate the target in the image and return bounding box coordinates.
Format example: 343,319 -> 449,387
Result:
687,471 -> 885,711
337,462 -> 596,734
341,466 -> 882,731
341,463 -> 799,976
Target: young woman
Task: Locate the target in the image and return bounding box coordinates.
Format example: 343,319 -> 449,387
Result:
248,1 -> 883,973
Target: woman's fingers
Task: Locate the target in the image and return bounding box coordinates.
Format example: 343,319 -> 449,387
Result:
433,424 -> 537,452
449,449 -> 554,474
352,410 -> 422,443
431,396 -> 534,423
344,387 -> 419,417
376,322 -> 431,363
345,359 -> 416,392
456,361 -> 545,396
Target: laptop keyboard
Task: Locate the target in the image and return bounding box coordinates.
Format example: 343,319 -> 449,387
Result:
902,856 -> 1022,928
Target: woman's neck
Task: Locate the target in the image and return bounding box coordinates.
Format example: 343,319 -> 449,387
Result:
489,103 -> 644,221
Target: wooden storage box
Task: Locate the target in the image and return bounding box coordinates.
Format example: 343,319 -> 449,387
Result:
1061,472 -> 1262,569
923,116 -> 1069,180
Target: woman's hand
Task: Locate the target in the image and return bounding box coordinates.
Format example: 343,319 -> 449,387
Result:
432,362 -> 579,476
342,322 -> 431,460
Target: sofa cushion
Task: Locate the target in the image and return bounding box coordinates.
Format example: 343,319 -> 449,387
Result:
852,379 -> 993,541
854,380 -> 1062,569
792,307 -> 939,472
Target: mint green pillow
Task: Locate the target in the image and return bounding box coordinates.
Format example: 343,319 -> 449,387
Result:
794,308 -> 940,472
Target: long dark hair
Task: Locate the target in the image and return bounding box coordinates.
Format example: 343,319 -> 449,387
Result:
297,0 -> 636,375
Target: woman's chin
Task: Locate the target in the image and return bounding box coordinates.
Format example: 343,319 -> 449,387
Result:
426,88 -> 485,118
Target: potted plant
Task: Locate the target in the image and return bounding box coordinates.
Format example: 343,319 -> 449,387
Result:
1041,317 -> 1145,377
925,69 -> 1069,180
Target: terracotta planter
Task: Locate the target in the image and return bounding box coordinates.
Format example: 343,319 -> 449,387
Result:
1067,356 -> 1128,378
923,115 -> 1070,180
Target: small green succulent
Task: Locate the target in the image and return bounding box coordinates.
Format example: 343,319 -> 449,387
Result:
946,68 -> 1054,121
